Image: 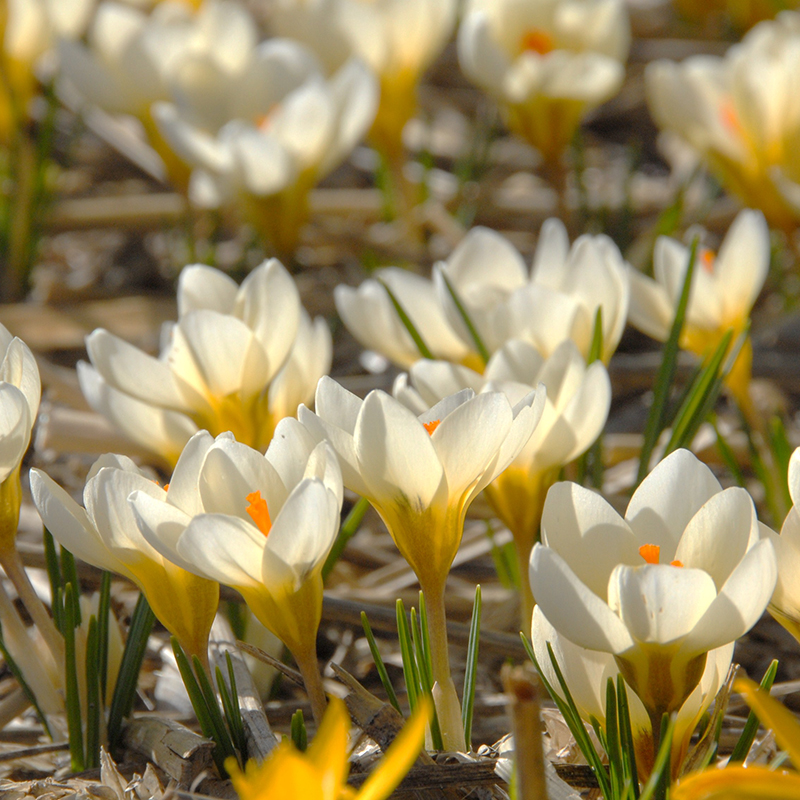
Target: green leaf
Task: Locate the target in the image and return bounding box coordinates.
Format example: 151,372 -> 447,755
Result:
84,616 -> 101,770
637,236 -> 699,485
62,584 -> 84,772
617,677 -> 639,799
322,497 -> 370,581
192,653 -> 238,767
61,549 -> 81,627
729,659 -> 779,763
290,708 -> 308,752
639,714 -> 673,800
107,593 -> 156,751
378,279 -> 435,359
96,571 -> 111,702
410,606 -> 443,751
360,612 -> 401,713
42,529 -> 62,635
438,271 -> 490,365
462,585 -> 481,749
396,600 -> 420,712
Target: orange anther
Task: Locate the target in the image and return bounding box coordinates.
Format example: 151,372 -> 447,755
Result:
670,559 -> 684,567
700,249 -> 715,274
246,490 -> 272,537
520,28 -> 554,56
639,544 -> 660,564
423,419 -> 441,435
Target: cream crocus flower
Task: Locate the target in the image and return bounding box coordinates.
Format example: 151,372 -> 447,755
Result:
394,338 -> 610,623
627,209 -> 769,416
31,434 -> 220,666
458,0 -> 630,164
434,221 -> 630,365
299,375 -> 545,749
153,43 -> 377,254
764,446 -> 800,645
59,0 -> 259,189
78,258 -> 331,466
130,418 -> 343,722
334,267 -> 471,370
646,15 -> 800,231
532,606 -> 733,779
529,448 -> 777,738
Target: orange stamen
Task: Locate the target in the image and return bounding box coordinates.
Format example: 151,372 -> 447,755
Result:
423,419 -> 441,435
639,544 -> 660,564
670,559 -> 684,567
700,248 -> 715,274
246,490 -> 272,537
163,483 -> 170,491
720,100 -> 741,134
520,28 -> 554,56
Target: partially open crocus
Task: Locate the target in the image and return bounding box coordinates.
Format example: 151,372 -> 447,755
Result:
228,695 -> 430,800
299,376 -> 545,749
646,15 -> 800,231
529,449 -> 777,740
458,0 -> 630,164
764,446 -> 800,645
532,606 -> 734,779
394,338 -> 611,623
78,258 -> 331,466
31,433 -> 221,668
130,418 -> 343,723
627,209 -> 769,418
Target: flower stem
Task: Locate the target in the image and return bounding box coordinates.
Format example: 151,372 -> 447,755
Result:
423,582 -> 466,752
293,643 -> 327,725
0,547 -> 64,666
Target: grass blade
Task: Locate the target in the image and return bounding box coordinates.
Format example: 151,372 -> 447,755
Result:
61,549 -> 81,627
378,279 -> 434,359
360,611 -> 401,712
84,615 -> 101,770
290,708 -> 307,751
396,600 -> 420,711
438,271 -> 490,365
617,677 -> 639,798
410,606 -> 443,750
462,585 -> 481,749
637,236 -> 699,485
96,571 -> 111,702
322,496 -> 370,580
729,659 -> 779,763
107,593 -> 156,751
42,529 -> 62,635
191,654 -> 238,764
62,584 -> 84,772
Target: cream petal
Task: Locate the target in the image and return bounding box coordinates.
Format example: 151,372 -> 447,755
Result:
129,491 -> 195,573
0,385 -> 30,481
164,430 -> 216,516
406,361 -> 482,407
457,8 -> 511,94
626,267 -> 673,342
228,124 -> 295,196
442,227 -> 528,290
529,544 -> 634,653
789,447 -> 800,507
531,218 -> 570,289
626,449 -> 722,554
199,440 -> 287,520
177,265 -> 238,316
313,375 -> 362,435
768,517 -> 800,620
177,514 -> 266,585
266,416 -> 321,490
0,338 -> 40,420
152,103 -> 234,173
682,538 -> 777,655
486,386 -> 546,484
541,481 -> 640,599
432,392 -> 512,497
30,469 -> 125,577
609,564 -> 717,645
485,339 -> 545,385
302,441 -> 344,509
673,487 -> 760,590
355,391 -> 444,510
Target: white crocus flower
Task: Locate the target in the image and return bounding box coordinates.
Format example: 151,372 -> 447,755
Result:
394,338 -> 610,622
271,0 -> 457,158
764,447 -> 800,646
130,417 -> 343,723
529,449 -> 777,734
153,41 -> 378,253
31,433 -> 220,666
334,267 -> 471,370
646,12 -> 800,231
458,0 -> 630,163
59,0 -> 257,188
532,606 -> 734,779
78,258 -> 331,466
627,209 -> 769,414
299,375 -> 545,749
434,222 -> 630,364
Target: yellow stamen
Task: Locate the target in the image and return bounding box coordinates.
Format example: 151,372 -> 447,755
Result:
246,491 -> 272,537
520,28 -> 554,56
423,419 -> 441,435
639,544 -> 660,564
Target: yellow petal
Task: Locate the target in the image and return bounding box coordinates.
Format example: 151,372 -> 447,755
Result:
305,695 -> 350,800
734,677 -> 800,767
228,745 -> 326,800
673,765 -> 800,799
356,697 -> 431,800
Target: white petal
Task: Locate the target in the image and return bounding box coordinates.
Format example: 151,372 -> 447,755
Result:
0,385 -> 30,481
177,265 -> 238,316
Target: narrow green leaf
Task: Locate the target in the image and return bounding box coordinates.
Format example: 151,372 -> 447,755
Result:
62,584 -> 84,772
191,654 -> 238,765
0,621 -> 53,740
290,708 -> 308,752
617,677 -> 639,799
639,715 -> 674,800
322,496 -> 370,580
43,529 -> 62,635
378,279 -> 435,359
107,593 -> 156,751
462,585 -> 481,749
84,616 -> 101,770
360,611 -> 401,712
637,236 -> 699,485
605,678 -> 622,799
768,417 -> 793,517
729,659 -> 779,763
96,571 -> 111,702
61,550 -> 81,627
226,653 -> 247,759
438,271 -> 490,365
418,592 -> 434,684
409,606 -> 443,750
216,664 -> 244,768
396,600 -> 419,711
485,522 -> 519,589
